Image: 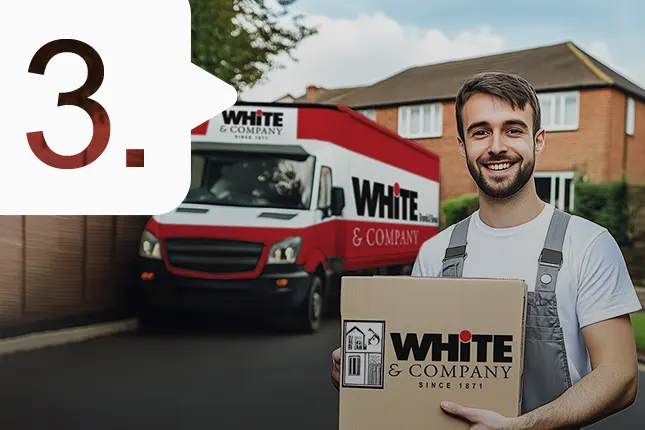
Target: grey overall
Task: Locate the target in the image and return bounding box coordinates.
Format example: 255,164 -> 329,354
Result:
441,209 -> 574,415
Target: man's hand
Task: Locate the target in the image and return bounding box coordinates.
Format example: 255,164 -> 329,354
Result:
440,402 -> 517,430
441,315 -> 639,430
331,347 -> 341,390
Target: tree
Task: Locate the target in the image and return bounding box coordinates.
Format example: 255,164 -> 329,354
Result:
190,0 -> 317,93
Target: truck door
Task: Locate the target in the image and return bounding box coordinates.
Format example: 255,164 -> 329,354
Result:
316,165 -> 333,222
312,164 -> 341,267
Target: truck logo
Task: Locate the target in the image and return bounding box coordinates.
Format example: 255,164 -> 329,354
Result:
222,109 -> 284,127
351,177 -> 418,221
219,109 -> 285,139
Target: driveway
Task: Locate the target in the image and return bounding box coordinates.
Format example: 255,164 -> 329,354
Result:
0,315 -> 641,429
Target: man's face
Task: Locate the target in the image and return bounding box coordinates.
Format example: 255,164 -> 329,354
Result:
458,93 -> 545,199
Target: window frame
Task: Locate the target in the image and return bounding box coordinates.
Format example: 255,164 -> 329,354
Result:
317,165 -> 333,215
537,91 -> 580,132
534,171 -> 575,211
626,97 -> 635,136
397,103 -> 443,139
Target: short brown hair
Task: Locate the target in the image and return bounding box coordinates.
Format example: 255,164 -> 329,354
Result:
455,71 -> 541,142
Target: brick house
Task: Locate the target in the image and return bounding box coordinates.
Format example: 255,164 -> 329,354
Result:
287,41 -> 645,211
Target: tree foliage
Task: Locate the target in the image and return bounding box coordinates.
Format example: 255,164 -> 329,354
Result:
190,0 -> 317,93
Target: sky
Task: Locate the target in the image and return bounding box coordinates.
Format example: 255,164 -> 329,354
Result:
239,0 -> 645,102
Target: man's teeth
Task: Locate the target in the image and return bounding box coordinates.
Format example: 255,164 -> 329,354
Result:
488,163 -> 512,171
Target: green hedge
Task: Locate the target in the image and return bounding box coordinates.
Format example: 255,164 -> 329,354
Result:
440,179 -> 630,246
441,193 -> 479,229
572,179 -> 630,247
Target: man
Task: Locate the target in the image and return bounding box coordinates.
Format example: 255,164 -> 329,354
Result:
330,71 -> 642,429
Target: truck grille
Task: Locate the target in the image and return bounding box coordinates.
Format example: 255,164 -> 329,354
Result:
164,238 -> 264,274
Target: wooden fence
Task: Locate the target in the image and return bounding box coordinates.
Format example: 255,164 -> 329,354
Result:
0,215 -> 148,332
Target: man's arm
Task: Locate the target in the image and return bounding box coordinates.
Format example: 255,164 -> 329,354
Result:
514,229 -> 641,429
441,229 -> 641,429
441,315 -> 639,430
512,314 -> 639,430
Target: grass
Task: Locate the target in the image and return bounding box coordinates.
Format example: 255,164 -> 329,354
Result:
631,313 -> 645,353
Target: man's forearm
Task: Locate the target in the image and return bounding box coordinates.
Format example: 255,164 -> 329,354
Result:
511,363 -> 637,430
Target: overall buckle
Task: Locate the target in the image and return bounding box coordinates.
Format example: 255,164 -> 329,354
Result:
443,245 -> 466,261
538,248 -> 563,269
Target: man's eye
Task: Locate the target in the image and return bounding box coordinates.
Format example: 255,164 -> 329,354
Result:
508,129 -> 522,134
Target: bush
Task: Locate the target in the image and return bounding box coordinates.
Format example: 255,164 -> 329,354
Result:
441,193 -> 479,229
572,179 -> 630,246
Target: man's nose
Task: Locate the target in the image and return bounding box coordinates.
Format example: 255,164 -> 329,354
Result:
489,131 -> 508,153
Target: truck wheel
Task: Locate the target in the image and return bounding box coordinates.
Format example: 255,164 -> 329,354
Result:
291,274 -> 324,334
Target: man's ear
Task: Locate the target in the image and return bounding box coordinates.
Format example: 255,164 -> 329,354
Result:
458,137 -> 466,159
534,129 -> 546,156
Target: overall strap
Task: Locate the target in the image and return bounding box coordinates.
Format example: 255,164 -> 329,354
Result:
535,209 -> 571,292
441,216 -> 471,278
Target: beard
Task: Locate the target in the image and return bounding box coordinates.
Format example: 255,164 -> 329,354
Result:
466,152 -> 535,200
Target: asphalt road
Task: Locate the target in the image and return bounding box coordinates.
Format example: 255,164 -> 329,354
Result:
0,314 -> 642,430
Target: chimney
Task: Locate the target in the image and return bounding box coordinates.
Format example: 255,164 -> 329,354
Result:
306,84 -> 320,102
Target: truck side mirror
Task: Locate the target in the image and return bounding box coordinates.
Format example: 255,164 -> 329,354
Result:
331,187 -> 345,216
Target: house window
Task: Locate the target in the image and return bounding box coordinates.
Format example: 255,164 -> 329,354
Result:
357,109 -> 376,121
627,97 -> 635,136
538,92 -> 579,132
398,103 -> 442,138
534,171 -> 575,212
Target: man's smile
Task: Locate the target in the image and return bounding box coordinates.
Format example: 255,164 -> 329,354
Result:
481,160 -> 518,174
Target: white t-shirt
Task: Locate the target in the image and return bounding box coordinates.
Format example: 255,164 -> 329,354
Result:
411,203 -> 642,384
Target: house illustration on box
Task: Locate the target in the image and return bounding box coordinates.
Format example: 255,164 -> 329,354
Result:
346,326 -> 366,351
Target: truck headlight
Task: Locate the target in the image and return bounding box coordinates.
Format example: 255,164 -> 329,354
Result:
267,236 -> 302,264
139,230 -> 162,259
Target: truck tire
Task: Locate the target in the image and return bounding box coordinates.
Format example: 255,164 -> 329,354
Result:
290,274 -> 324,334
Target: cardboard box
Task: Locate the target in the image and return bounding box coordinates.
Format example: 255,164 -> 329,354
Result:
339,276 -> 527,430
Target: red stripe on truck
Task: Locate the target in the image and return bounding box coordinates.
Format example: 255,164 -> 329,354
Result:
296,106 -> 440,182
191,120 -> 209,135
152,218 -> 437,279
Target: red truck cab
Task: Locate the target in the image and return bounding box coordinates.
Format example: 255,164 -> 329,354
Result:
135,102 -> 441,333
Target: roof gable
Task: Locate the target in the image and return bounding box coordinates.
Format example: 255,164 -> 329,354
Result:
326,41 -> 645,108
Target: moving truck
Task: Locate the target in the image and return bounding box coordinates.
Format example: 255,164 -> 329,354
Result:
135,102 -> 441,333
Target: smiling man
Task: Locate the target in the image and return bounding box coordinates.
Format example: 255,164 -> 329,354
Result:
330,71 -> 642,429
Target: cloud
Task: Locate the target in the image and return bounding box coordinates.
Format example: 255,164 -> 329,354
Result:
239,12 -> 508,102
585,41 -> 628,76
583,40 -> 645,87
237,11 -> 645,102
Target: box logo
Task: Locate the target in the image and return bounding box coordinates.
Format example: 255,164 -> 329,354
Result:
388,329 -> 515,391
341,320 -> 386,389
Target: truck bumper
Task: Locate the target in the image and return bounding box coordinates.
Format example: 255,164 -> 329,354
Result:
134,258 -> 312,315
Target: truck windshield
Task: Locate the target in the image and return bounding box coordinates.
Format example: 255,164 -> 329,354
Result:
184,151 -> 315,210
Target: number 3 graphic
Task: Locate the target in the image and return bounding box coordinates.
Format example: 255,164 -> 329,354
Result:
27,39 -> 110,169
